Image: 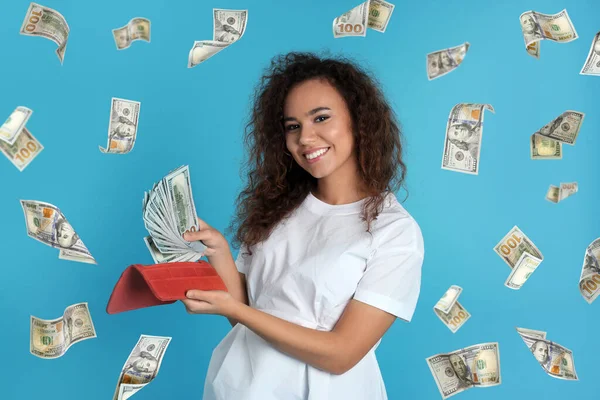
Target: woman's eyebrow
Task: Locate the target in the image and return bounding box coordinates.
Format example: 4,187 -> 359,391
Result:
283,106 -> 331,122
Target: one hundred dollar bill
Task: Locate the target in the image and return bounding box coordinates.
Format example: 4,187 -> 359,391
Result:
213,9 -> 248,43
367,0 -> 395,32
546,182 -> 578,203
188,9 -> 247,68
30,302 -> 96,359
504,252 -> 542,289
427,42 -> 470,80
580,31 -> 600,76
113,17 -> 151,50
533,111 -> 584,145
493,226 -> 543,289
0,126 -> 43,171
433,286 -> 470,333
333,1 -> 369,38
112,335 -> 171,400
59,248 -> 97,264
441,103 -> 494,175
0,106 -> 33,145
434,285 -> 462,314
143,236 -> 196,263
516,327 -> 546,340
516,328 -> 578,380
100,98 -> 141,154
20,200 -> 96,263
19,2 -> 69,64
519,9 -> 578,59
579,238 -> 600,304
426,342 -> 501,399
188,41 -> 229,67
530,133 -> 561,159
164,165 -> 199,236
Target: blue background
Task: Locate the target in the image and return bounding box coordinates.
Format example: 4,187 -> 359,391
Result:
1,0 -> 599,398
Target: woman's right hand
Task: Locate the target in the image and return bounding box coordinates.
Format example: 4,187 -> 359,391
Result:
183,217 -> 230,258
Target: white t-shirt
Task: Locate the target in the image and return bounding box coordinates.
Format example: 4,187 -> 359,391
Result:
203,190 -> 424,400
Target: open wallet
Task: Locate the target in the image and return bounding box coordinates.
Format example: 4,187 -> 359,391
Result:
106,261 -> 228,314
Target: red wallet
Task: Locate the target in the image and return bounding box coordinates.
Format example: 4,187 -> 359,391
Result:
106,261 -> 228,314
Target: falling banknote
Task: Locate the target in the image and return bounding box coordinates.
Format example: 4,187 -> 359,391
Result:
493,225 -> 543,289
113,17 -> 151,50
441,103 -> 494,175
545,182 -> 578,203
580,31 -> 600,76
426,42 -> 470,80
0,126 -> 44,171
112,335 -> 171,400
0,106 -> 33,145
100,98 -> 141,154
579,238 -> 600,304
332,0 -> 394,39
426,342 -> 501,399
20,200 -> 97,264
516,327 -> 578,380
30,302 -> 97,359
530,134 -> 562,160
333,0 -> 395,38
433,285 -> 470,333
188,9 -> 248,68
533,111 -> 584,146
19,2 -> 69,64
519,9 -> 578,59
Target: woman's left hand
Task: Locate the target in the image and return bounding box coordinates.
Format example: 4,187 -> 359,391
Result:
181,290 -> 239,317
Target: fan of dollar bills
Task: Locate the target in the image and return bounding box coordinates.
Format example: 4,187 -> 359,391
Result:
142,165 -> 207,263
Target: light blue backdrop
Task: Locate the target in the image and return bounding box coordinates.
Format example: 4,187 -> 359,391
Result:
1,0 -> 599,398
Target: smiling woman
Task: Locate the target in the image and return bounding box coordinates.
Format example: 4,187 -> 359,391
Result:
183,52 -> 425,400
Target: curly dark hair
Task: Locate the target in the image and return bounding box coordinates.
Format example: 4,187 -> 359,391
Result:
225,51 -> 408,255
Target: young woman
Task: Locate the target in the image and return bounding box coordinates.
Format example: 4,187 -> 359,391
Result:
181,52 -> 425,399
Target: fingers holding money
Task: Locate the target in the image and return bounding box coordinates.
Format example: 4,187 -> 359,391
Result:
182,219 -> 229,258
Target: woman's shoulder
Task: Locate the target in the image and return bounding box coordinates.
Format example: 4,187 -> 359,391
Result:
371,191 -> 423,253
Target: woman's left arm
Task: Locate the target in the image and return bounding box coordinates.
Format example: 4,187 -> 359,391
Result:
182,290 -> 396,375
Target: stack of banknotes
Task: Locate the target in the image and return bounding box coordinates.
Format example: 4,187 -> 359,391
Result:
142,165 -> 206,263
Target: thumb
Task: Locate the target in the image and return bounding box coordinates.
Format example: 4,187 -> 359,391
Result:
183,229 -> 208,242
196,217 -> 211,230
186,289 -> 206,300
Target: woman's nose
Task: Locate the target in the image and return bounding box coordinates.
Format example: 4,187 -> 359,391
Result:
298,125 -> 318,144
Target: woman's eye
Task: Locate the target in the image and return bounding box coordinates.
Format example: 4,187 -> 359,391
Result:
285,124 -> 299,131
315,115 -> 329,122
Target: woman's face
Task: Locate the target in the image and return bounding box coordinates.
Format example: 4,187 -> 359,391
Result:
521,15 -> 536,34
282,78 -> 356,181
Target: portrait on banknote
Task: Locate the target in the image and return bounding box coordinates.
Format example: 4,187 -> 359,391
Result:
427,53 -> 443,78
530,340 -> 551,370
582,251 -> 600,275
215,20 -> 242,42
520,13 -> 542,43
446,122 -> 480,159
121,351 -> 160,382
55,216 -> 79,249
110,115 -> 136,139
449,354 -> 474,389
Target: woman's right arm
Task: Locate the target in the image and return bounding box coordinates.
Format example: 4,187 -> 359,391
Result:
206,250 -> 249,328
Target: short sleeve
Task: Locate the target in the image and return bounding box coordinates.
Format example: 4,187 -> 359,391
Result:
353,217 -> 424,322
234,243 -> 252,274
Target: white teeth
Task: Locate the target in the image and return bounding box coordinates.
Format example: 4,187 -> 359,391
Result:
305,148 -> 329,160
